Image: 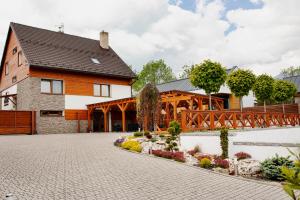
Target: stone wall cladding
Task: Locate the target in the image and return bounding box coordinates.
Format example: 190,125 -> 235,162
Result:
17,77 -> 88,134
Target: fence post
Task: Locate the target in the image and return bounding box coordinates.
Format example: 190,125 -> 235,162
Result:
265,113 -> 270,127
31,111 -> 36,134
233,113 -> 237,129
210,112 -> 215,130
181,110 -> 187,132
251,112 -> 255,128
279,114 -> 283,126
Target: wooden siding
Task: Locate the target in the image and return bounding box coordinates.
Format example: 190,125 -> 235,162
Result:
30,68 -> 132,96
229,94 -> 240,109
0,110 -> 36,134
65,109 -> 88,120
0,31 -> 29,91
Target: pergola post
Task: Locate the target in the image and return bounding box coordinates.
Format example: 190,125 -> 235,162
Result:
165,102 -> 170,127
100,105 -> 110,132
87,108 -> 92,132
173,101 -> 178,121
117,103 -> 129,132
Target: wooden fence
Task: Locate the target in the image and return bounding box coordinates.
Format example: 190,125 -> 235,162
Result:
181,110 -> 300,132
230,103 -> 299,114
0,111 -> 36,135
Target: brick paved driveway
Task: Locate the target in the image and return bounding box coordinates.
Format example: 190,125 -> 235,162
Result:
0,134 -> 289,200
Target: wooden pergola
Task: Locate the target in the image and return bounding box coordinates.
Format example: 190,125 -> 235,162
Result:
86,90 -> 224,132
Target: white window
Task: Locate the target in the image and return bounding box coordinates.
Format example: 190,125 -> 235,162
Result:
41,79 -> 63,94
5,62 -> 9,75
93,84 -> 101,96
93,84 -> 111,97
101,84 -> 110,97
91,58 -> 100,64
52,80 -> 63,94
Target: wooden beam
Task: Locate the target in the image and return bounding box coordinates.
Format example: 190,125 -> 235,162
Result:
87,109 -> 91,132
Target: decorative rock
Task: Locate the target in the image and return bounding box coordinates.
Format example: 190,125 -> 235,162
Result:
237,159 -> 261,176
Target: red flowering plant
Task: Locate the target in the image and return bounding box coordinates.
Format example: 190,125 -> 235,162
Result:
234,152 -> 251,161
214,159 -> 229,169
196,154 -> 213,161
152,150 -> 163,157
173,152 -> 185,162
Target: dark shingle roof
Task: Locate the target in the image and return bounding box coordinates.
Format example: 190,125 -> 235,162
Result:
283,75 -> 300,93
10,23 -> 135,79
156,66 -> 237,92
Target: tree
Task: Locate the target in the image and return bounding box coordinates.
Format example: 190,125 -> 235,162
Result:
272,80 -> 297,113
281,66 -> 300,78
179,64 -> 195,79
226,69 -> 256,112
132,59 -> 176,92
136,83 -> 161,131
252,74 -> 274,112
190,60 -> 227,110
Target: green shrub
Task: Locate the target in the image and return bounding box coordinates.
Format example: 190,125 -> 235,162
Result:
220,127 -> 228,159
261,154 -> 294,181
133,132 -> 143,137
200,158 -> 212,169
168,121 -> 181,136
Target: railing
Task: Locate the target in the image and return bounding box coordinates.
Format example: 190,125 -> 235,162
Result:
181,110 -> 300,132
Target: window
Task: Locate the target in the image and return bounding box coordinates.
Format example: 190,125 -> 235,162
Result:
18,51 -> 23,66
12,76 -> 17,83
93,84 -> 100,96
93,84 -> 111,97
41,79 -> 63,94
101,84 -> 110,97
5,62 -> 9,75
52,80 -> 63,94
40,110 -> 63,117
4,92 -> 9,106
91,58 -> 100,64
12,47 -> 17,55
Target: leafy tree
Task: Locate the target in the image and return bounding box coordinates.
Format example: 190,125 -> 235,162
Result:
226,69 -> 256,111
132,59 -> 176,92
136,83 -> 161,131
179,64 -> 195,79
190,60 -> 227,110
252,74 -> 274,112
281,66 -> 300,78
273,80 -> 297,113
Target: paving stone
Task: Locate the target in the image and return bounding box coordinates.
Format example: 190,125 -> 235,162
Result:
0,133 -> 289,200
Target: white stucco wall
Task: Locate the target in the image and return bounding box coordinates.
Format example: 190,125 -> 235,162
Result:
65,84 -> 131,109
180,127 -> 300,161
1,84 -> 17,110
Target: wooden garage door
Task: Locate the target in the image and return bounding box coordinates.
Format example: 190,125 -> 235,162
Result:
0,111 -> 36,135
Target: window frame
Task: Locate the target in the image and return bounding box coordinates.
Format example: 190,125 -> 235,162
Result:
18,51 -> 23,67
4,62 -> 9,76
41,79 -> 63,95
40,110 -> 63,117
4,92 -> 9,106
93,83 -> 111,97
12,47 -> 17,55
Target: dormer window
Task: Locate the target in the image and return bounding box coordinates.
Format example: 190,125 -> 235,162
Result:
91,58 -> 100,64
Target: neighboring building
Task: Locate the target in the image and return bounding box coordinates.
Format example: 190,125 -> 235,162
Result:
0,23 -> 135,134
156,67 -> 255,110
283,75 -> 300,104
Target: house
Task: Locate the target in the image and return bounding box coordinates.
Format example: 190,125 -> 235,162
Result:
156,67 -> 255,110
0,22 -> 135,134
282,75 -> 300,104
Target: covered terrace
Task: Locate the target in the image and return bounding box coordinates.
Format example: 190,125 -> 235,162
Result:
86,90 -> 224,132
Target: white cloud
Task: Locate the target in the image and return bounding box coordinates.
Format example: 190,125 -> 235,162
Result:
0,0 -> 299,76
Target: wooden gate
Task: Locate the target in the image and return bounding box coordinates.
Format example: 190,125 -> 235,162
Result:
0,111 -> 36,135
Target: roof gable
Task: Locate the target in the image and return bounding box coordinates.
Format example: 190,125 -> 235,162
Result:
9,22 -> 135,79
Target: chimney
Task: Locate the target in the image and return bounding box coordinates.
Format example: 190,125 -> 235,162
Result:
100,31 -> 109,49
